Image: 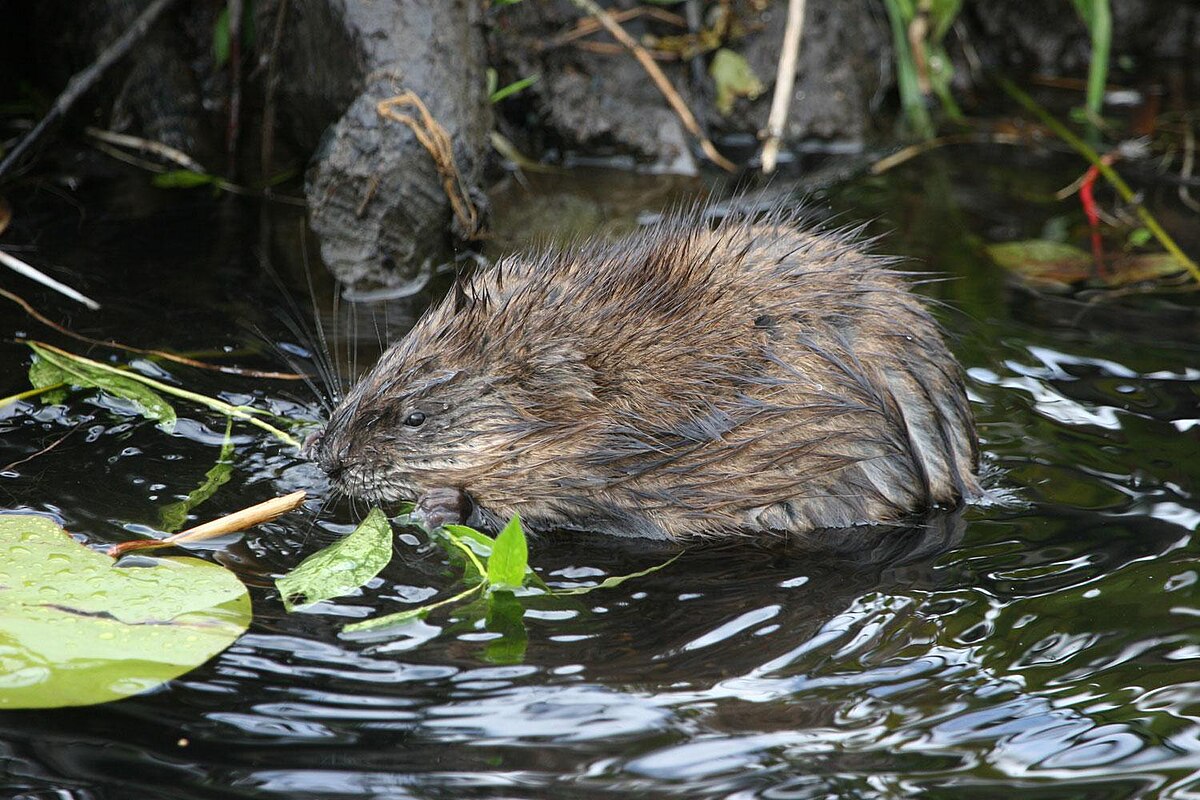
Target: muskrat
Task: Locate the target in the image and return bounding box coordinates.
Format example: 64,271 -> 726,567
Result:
309,204 -> 980,540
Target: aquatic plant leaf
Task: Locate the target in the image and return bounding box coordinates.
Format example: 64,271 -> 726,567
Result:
158,420 -> 235,532
27,355 -> 68,404
28,343 -> 176,428
440,524 -> 496,558
487,514 -> 528,590
342,582 -> 485,634
0,514 -> 250,709
482,590 -> 527,665
987,240 -> 1092,288
709,49 -> 763,116
551,553 -> 683,596
276,507 -> 394,611
987,240 -> 1185,290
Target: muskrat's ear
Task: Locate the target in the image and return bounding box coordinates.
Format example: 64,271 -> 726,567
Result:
522,344 -> 596,403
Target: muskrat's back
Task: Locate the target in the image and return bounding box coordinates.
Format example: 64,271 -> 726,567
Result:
311,205 -> 980,540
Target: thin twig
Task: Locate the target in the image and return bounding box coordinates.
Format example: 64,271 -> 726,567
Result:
871,132 -> 1024,174
999,76 -> 1200,285
0,249 -> 101,310
544,5 -> 686,49
83,126 -> 204,172
760,0 -> 807,174
0,0 -> 179,178
571,40 -> 677,60
107,490 -> 307,556
0,286 -> 304,380
2,423 -> 81,473
564,0 -> 736,172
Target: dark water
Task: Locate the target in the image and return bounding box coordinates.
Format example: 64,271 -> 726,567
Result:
2,149 -> 1198,799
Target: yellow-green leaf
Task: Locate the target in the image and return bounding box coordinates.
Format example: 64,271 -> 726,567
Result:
276,507 -> 394,611
710,48 -> 763,116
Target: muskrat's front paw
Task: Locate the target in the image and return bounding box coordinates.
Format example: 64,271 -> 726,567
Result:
412,488 -> 469,530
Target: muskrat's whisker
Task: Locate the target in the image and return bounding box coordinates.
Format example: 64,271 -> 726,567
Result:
248,320 -> 332,414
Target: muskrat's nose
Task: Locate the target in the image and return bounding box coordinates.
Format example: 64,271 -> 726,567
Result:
301,427 -> 325,460
304,426 -> 353,481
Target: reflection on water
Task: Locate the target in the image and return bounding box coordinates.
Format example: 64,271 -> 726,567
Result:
1,151 -> 1198,798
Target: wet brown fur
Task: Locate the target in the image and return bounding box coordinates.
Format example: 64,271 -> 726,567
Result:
313,204 -> 980,540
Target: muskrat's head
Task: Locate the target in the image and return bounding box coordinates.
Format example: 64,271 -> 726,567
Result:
306,343 -> 518,504
305,269 -> 597,506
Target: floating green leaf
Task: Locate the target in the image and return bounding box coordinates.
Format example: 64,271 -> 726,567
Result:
29,342 -> 176,429
709,49 -> 763,116
487,514 -> 528,590
551,552 -> 682,596
0,514 -> 250,709
159,419 -> 235,532
342,581 -> 484,633
988,239 -> 1186,290
276,507 -> 394,611
24,342 -> 298,447
27,355 -> 68,404
482,590 -> 527,665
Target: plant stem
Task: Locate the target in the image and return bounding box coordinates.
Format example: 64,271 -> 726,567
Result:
343,581 -> 486,633
999,77 -> 1200,285
760,0 -> 807,174
1083,0 -> 1111,138
30,341 -> 301,447
0,383 -> 65,408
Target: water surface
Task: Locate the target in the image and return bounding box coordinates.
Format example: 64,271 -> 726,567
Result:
2,149 -> 1198,799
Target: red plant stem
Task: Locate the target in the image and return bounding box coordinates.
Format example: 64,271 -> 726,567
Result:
1079,164 -> 1105,274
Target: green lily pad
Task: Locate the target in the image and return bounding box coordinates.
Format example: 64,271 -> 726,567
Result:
0,514 -> 250,709
275,507 -> 394,611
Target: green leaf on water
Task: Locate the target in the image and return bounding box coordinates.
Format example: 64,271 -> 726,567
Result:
709,48 -> 763,116
987,240 -> 1185,290
486,514 -> 528,590
342,581 -> 485,634
276,507 -> 394,611
551,552 -> 683,596
482,589 -> 527,665
27,354 -> 69,404
159,419 -> 235,532
28,342 -> 176,429
0,514 -> 250,709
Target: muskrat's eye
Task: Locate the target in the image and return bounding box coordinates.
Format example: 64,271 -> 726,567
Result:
403,411 -> 427,428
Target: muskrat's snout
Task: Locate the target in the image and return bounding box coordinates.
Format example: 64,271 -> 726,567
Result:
302,425 -> 349,481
